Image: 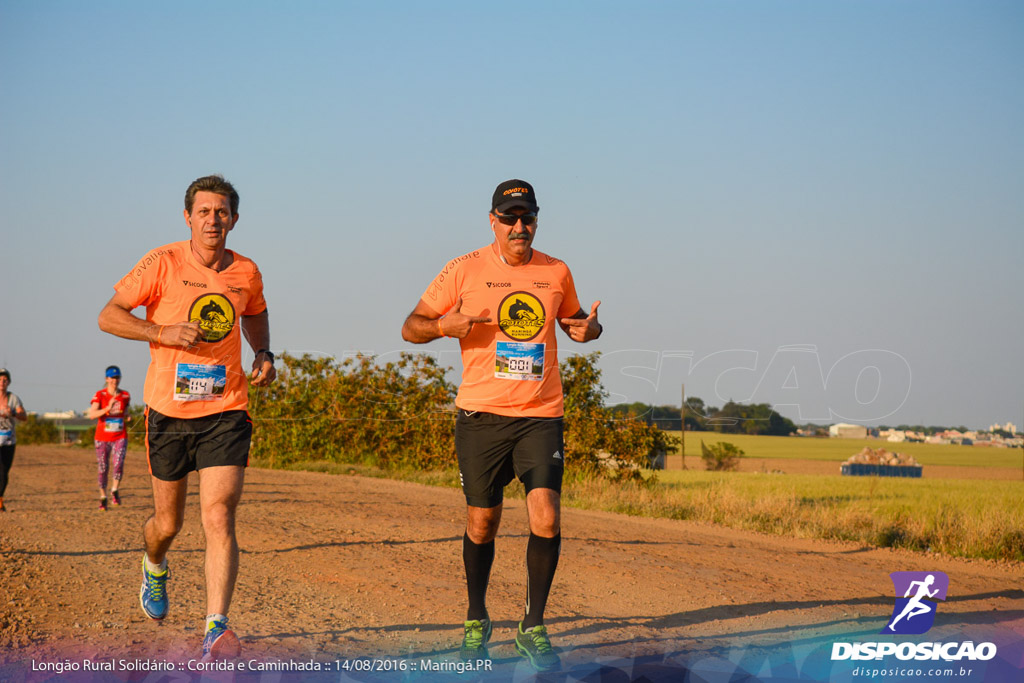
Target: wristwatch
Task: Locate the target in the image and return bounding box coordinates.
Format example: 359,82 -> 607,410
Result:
256,349 -> 275,364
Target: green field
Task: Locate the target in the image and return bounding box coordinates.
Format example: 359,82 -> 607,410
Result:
593,432 -> 1024,561
264,434 -> 1024,562
665,431 -> 1023,469
564,467 -> 1024,561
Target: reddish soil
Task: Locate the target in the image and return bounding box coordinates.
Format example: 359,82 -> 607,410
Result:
2,445 -> 1022,681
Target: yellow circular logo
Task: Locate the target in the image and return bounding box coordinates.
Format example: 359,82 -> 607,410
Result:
498,292 -> 546,341
188,294 -> 236,343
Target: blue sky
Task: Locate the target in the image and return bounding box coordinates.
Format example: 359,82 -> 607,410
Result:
1,1 -> 1021,429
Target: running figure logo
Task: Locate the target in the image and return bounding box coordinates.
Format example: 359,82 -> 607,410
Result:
883,571 -> 948,635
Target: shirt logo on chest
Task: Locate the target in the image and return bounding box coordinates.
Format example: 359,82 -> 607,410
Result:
498,292 -> 546,341
188,293 -> 236,343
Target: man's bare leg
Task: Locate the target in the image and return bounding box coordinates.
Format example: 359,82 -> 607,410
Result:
144,476 -> 188,564
198,465 -> 245,616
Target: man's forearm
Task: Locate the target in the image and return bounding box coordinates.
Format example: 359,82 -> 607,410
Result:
98,302 -> 159,343
241,310 -> 271,352
402,313 -> 444,344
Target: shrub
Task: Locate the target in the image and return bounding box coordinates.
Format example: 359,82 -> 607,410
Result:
562,352 -> 679,482
16,415 -> 59,445
700,440 -> 743,471
246,351 -> 677,483
248,352 -> 455,470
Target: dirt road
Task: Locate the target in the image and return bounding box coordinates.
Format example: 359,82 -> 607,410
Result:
2,445 -> 1022,682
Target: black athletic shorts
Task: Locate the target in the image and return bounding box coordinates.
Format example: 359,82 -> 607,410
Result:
145,407 -> 251,482
455,409 -> 564,508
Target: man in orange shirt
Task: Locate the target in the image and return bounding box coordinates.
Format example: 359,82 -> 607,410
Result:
402,179 -> 602,671
98,175 -> 275,661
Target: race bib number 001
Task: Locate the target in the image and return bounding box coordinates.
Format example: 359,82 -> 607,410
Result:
495,341 -> 544,381
174,363 -> 228,401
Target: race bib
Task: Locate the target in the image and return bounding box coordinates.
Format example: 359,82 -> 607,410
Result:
174,363 -> 227,401
104,417 -> 124,433
494,341 -> 544,381
0,429 -> 12,444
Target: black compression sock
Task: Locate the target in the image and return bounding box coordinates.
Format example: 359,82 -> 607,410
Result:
463,532 -> 495,621
523,532 -> 561,629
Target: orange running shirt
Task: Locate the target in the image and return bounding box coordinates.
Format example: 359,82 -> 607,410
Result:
113,241 -> 267,419
420,245 -> 581,417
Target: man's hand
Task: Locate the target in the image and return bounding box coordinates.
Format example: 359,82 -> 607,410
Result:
158,322 -> 204,348
250,354 -> 277,386
440,297 -> 492,339
560,300 -> 602,342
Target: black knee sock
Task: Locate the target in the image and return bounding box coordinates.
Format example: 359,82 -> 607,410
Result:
463,533 -> 495,621
523,532 -> 560,629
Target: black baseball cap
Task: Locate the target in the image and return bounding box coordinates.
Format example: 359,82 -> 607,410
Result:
492,179 -> 539,213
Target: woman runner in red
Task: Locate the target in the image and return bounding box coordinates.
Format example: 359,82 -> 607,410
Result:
86,365 -> 131,510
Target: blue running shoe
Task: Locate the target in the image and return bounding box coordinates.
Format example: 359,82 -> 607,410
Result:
139,554 -> 169,620
202,618 -> 241,661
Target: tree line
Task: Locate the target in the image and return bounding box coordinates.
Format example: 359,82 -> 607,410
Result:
609,397 -> 798,436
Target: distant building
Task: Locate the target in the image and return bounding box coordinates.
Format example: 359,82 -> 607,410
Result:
882,429 -> 906,443
34,412 -> 93,443
989,422 -> 1018,434
829,423 -> 867,439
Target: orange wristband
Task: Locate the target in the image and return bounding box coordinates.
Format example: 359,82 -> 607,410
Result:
156,325 -> 164,345
437,318 -> 445,337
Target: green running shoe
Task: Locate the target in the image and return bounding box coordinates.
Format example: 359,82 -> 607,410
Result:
459,618 -> 492,660
514,622 -> 560,671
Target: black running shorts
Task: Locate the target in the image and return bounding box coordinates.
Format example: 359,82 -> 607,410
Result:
455,409 -> 564,508
145,408 -> 252,482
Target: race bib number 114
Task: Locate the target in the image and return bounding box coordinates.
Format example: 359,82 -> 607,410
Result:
174,363 -> 228,401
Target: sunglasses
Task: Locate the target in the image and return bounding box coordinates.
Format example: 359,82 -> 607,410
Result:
493,212 -> 538,227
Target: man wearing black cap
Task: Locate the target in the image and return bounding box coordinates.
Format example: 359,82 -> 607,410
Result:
402,179 -> 602,671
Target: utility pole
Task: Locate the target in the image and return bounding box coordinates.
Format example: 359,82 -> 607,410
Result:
681,383 -> 686,469
666,383 -> 686,470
